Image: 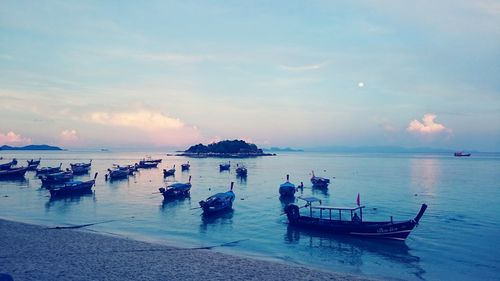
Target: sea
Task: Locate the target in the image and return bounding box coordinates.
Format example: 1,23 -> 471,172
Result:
0,151 -> 499,281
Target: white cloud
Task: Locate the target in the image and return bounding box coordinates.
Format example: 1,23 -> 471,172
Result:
407,114 -> 452,135
0,131 -> 32,145
279,62 -> 327,72
88,110 -> 184,130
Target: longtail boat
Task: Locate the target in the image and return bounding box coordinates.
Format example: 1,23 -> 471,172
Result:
279,174 -> 296,197
236,164 -> 247,176
284,197 -> 427,241
159,176 -> 192,199
0,166 -> 28,179
107,167 -> 129,180
454,151 -> 471,157
199,182 -> 235,214
49,173 -> 98,197
27,158 -> 41,170
219,162 -> 230,171
311,171 -> 331,188
138,160 -> 159,168
0,159 -> 17,171
181,161 -> 190,171
163,165 -> 176,177
39,170 -> 73,185
36,163 -> 62,175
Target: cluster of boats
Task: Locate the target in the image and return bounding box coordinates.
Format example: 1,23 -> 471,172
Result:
0,157 -> 428,240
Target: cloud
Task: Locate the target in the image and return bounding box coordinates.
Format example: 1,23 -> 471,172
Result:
407,114 -> 452,135
59,129 -> 78,144
88,110 -> 184,130
279,62 -> 327,72
0,131 -> 32,145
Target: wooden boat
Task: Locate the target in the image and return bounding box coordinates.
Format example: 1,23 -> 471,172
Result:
107,167 -> 129,180
181,161 -> 190,171
36,163 -> 62,175
236,164 -> 247,176
26,158 -> 41,170
219,162 -> 230,171
70,160 -> 92,169
279,174 -> 296,197
39,170 -> 73,185
49,173 -> 98,197
311,171 -> 330,188
454,152 -> 471,157
143,156 -> 162,163
71,165 -> 90,175
0,166 -> 29,179
163,165 -> 176,177
159,176 -> 192,198
0,159 -> 17,171
138,160 -> 159,168
284,197 -> 427,241
199,182 -> 235,214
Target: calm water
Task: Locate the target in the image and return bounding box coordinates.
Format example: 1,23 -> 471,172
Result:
0,151 -> 499,280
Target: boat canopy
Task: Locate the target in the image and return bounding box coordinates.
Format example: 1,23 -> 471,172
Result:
298,196 -> 322,204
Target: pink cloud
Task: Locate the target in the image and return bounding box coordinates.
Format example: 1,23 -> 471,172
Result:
407,114 -> 452,135
0,131 -> 32,145
59,129 -> 78,145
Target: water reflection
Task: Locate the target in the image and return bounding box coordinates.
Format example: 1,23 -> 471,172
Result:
45,190 -> 95,211
311,186 -> 329,196
199,210 -> 234,233
236,174 -> 247,184
160,196 -> 191,211
410,158 -> 441,196
285,225 -> 425,279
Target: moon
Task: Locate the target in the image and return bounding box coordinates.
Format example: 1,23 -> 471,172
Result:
358,82 -> 364,88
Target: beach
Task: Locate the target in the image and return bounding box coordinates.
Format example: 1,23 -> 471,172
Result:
0,219 -> 375,281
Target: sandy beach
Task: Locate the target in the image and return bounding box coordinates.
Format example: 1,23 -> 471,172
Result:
0,219 -> 376,281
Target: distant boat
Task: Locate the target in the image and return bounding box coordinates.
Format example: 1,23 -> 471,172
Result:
181,161 -> 190,171
0,158 -> 17,171
284,197 -> 428,241
311,171 -> 331,188
0,166 -> 28,179
219,162 -> 230,171
159,176 -> 192,199
199,182 -> 235,214
49,172 -> 98,197
143,156 -> 162,163
454,152 -> 471,157
36,163 -> 62,175
236,164 -> 247,177
27,158 -> 41,170
39,170 -> 74,185
138,160 -> 159,169
279,174 -> 296,197
163,165 -> 176,177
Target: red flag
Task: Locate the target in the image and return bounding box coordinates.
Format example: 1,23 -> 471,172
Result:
356,193 -> 360,206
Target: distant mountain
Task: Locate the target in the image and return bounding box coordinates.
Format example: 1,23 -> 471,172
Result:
179,139 -> 274,158
264,147 -> 304,152
0,144 -> 63,151
305,146 -> 457,153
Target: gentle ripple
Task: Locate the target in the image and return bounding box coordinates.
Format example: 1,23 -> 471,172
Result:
0,151 -> 499,281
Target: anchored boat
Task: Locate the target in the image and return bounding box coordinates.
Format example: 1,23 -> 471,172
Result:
284,197 -> 427,241
279,174 -> 296,197
163,165 -> 176,177
181,161 -> 190,171
49,172 -> 98,197
27,158 -> 41,170
311,171 -> 330,188
36,163 -> 62,175
159,176 -> 192,199
199,182 -> 235,214
0,166 -> 28,179
39,170 -> 74,185
219,162 -> 230,171
236,164 -> 247,177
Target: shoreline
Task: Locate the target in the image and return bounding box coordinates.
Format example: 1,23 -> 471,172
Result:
0,218 -> 377,281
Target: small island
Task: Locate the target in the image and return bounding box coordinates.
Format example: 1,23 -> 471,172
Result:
177,140 -> 275,158
0,144 -> 63,151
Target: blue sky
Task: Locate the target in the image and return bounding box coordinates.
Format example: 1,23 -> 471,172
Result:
1,0 -> 499,151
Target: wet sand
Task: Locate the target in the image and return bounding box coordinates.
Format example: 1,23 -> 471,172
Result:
0,219 -> 377,281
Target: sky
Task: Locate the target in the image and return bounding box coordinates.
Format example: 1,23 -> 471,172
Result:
1,0 -> 499,151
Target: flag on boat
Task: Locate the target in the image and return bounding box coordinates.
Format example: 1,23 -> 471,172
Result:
356,193 -> 360,206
